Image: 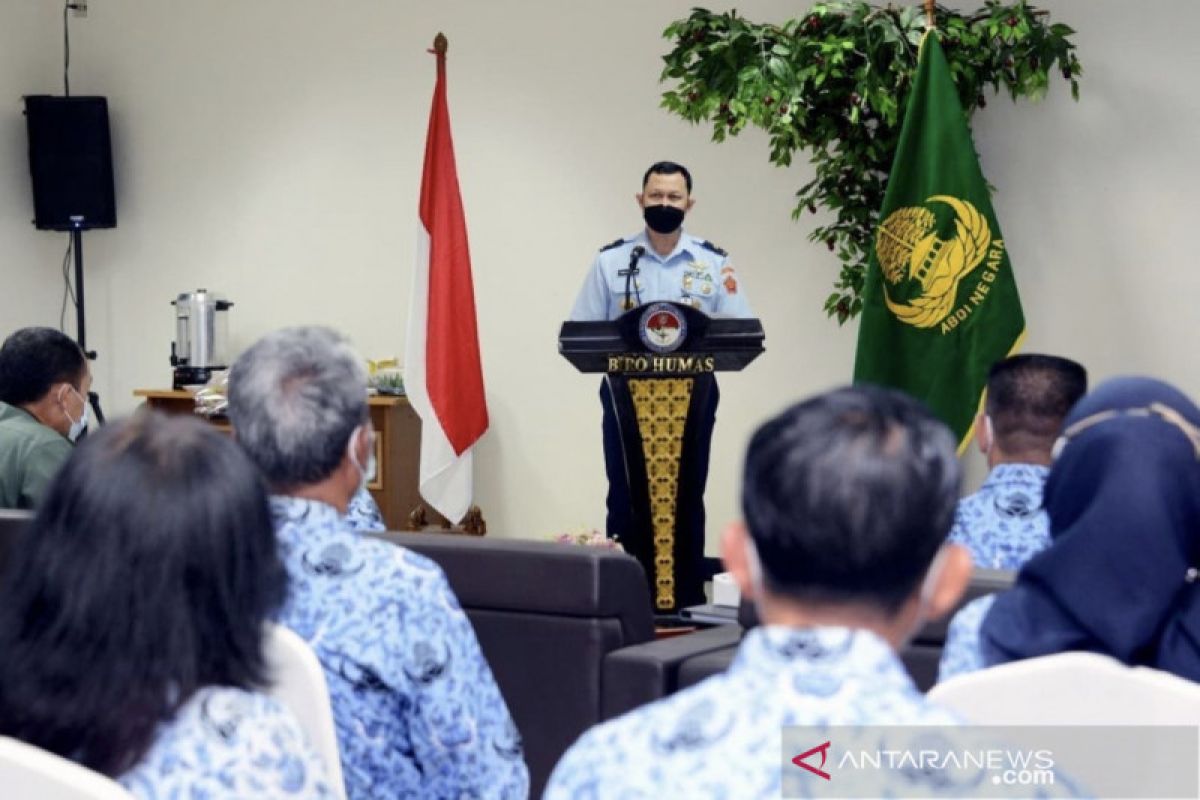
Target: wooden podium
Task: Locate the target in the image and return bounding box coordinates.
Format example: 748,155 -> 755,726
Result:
559,303 -> 764,613
133,389 -> 447,532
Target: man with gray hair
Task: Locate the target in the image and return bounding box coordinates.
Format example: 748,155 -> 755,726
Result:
228,326 -> 528,800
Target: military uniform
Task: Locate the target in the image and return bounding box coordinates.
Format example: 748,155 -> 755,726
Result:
570,230 -> 751,322
571,230 -> 752,611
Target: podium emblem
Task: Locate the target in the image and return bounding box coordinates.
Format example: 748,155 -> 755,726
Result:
639,303 -> 687,353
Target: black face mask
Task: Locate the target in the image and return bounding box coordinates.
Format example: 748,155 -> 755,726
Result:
643,204 -> 685,234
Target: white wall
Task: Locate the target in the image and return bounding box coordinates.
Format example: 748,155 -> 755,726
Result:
0,1 -> 1196,550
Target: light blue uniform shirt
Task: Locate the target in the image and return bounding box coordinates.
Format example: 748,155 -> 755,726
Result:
948,463 -> 1052,570
119,686 -> 334,799
570,229 -> 752,321
270,496 -> 528,800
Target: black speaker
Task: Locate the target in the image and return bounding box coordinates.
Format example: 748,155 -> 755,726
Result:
24,95 -> 117,231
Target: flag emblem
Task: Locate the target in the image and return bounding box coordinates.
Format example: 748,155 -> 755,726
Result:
853,32 -> 1025,449
877,195 -> 992,329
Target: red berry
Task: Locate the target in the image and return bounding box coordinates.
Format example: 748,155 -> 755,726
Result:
764,97 -> 774,106
779,105 -> 789,115
826,239 -> 836,251
1007,16 -> 1018,27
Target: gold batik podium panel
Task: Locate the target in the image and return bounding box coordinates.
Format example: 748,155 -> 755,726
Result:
628,377 -> 694,611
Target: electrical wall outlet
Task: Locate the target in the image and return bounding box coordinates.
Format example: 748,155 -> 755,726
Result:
69,0 -> 88,18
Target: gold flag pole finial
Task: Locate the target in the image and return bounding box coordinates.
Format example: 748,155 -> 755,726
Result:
432,33 -> 448,55
923,0 -> 936,30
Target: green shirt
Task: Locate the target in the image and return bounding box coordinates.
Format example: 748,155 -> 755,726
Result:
0,401 -> 72,509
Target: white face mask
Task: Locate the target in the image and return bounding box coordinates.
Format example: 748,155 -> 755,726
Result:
61,386 -> 89,443
346,425 -> 376,494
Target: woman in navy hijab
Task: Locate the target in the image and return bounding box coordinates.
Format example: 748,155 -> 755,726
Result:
979,376 -> 1200,680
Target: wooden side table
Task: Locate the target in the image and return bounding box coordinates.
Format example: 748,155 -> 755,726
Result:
133,389 -> 453,532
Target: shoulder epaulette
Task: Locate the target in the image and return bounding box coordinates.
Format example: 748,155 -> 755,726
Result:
599,238 -> 625,253
699,239 -> 727,257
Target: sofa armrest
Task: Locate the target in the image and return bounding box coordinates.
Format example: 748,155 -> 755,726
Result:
601,625 -> 743,720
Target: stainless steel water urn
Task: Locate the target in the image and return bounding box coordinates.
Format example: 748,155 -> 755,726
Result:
170,289 -> 233,388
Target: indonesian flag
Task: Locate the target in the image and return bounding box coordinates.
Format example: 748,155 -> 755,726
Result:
405,35 -> 488,524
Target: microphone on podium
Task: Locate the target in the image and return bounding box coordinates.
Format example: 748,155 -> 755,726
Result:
622,246 -> 645,312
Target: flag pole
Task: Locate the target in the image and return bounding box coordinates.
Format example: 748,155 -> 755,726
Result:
431,32 -> 447,56
923,0 -> 936,30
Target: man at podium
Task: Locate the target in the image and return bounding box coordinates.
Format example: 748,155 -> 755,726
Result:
569,161 -> 753,609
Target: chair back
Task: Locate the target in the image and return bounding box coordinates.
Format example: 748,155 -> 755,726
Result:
928,652 -> 1200,794
0,508 -> 33,577
928,651 -> 1200,724
263,623 -> 347,800
0,737 -> 134,800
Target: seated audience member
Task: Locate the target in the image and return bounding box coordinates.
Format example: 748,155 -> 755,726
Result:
227,326 -> 528,800
937,354 -> 1086,681
949,354 -> 1087,569
0,412 -> 333,798
0,327 -> 91,508
967,377 -> 1200,681
545,386 -> 976,798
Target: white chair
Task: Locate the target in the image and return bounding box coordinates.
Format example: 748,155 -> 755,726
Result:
264,623 -> 348,800
928,652 -> 1200,796
0,737 -> 134,800
928,651 -> 1200,724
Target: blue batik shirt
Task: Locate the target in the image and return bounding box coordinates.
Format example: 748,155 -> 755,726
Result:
548,626 -> 965,799
345,486 -> 386,532
548,626 -> 1081,799
270,496 -> 528,800
119,686 -> 334,799
949,463 -> 1052,570
569,229 -> 752,321
938,594 -> 999,683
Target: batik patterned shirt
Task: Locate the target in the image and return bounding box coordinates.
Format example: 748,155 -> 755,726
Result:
344,486 -> 386,532
948,463 -> 1052,570
938,594 -> 999,683
119,686 -> 334,799
270,496 -> 528,800
547,626 -> 971,799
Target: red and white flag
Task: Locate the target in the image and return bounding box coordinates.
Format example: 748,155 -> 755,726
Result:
405,34 -> 488,524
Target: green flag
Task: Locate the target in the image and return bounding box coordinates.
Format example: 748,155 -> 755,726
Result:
853,32 -> 1025,451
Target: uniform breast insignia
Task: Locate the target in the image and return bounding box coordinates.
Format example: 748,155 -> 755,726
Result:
682,273 -> 694,291
599,238 -> 625,252
721,265 -> 739,295
699,240 -> 727,257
